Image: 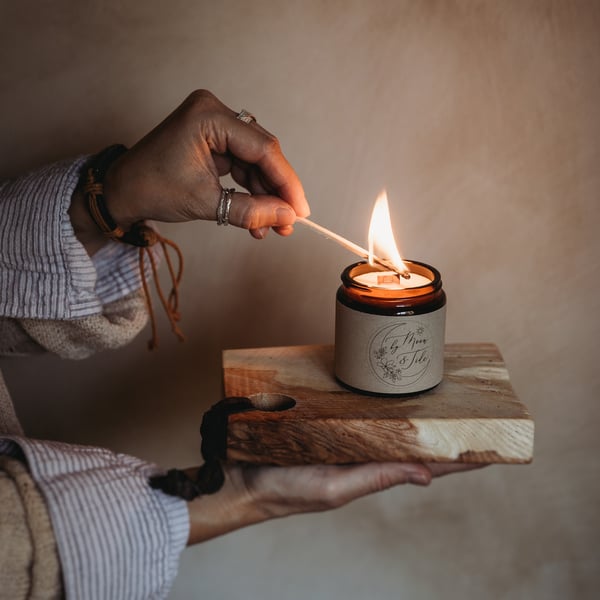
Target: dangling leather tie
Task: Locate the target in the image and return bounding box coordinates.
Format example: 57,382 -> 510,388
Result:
82,145 -> 185,350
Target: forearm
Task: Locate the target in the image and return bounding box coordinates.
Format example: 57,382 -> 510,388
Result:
185,465 -> 268,545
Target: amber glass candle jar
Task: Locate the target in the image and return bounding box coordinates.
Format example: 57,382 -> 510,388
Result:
335,260 -> 446,395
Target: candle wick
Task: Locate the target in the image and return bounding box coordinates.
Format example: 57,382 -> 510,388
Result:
371,256 -> 412,279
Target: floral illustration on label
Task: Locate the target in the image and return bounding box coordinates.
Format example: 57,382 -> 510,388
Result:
368,320 -> 431,387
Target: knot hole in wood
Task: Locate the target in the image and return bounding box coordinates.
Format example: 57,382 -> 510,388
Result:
247,393 -> 296,412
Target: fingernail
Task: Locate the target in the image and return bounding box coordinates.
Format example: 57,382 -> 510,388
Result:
276,207 -> 295,225
251,227 -> 268,239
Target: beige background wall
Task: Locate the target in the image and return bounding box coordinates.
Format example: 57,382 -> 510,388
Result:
1,1 -> 599,598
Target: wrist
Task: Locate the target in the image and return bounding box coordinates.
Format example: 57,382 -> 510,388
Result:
185,465 -> 268,545
68,186 -> 109,256
102,151 -> 140,230
81,144 -> 139,236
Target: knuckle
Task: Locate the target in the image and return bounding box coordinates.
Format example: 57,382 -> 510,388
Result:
180,91 -> 224,135
185,89 -> 217,108
261,134 -> 281,156
322,480 -> 344,508
373,470 -> 398,491
239,205 -> 261,230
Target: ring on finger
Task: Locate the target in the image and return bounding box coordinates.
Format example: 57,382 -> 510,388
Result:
236,109 -> 257,124
216,187 -> 235,226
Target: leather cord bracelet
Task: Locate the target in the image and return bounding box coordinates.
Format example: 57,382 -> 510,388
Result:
81,145 -> 185,349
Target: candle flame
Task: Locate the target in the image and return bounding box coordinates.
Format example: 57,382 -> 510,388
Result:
368,190 -> 407,273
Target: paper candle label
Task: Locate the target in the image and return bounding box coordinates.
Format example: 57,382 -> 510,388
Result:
369,320 -> 434,386
335,302 -> 446,394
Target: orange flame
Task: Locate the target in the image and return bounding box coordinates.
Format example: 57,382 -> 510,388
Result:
368,190 -> 407,273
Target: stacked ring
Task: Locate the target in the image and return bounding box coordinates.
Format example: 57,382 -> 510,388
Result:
217,188 -> 235,226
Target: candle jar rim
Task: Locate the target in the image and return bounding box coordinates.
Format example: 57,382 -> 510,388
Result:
341,260 -> 442,299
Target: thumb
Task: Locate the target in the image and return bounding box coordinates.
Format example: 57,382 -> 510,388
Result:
220,190 -> 296,232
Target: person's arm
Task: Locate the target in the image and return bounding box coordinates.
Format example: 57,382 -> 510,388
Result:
0,155 -> 188,598
67,89 -> 309,259
1,90 -> 309,321
0,89 -> 307,597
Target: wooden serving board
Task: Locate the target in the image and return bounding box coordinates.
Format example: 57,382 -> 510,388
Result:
221,343 -> 534,465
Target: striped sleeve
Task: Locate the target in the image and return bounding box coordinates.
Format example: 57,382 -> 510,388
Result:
0,157 -> 143,319
0,437 -> 189,600
91,239 -> 151,306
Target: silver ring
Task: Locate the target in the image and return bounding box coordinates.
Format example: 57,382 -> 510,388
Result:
236,109 -> 256,124
217,187 -> 235,226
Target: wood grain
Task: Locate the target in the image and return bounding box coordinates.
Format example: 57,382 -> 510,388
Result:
221,344 -> 534,465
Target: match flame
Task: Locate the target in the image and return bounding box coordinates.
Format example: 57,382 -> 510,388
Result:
368,190 -> 407,273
